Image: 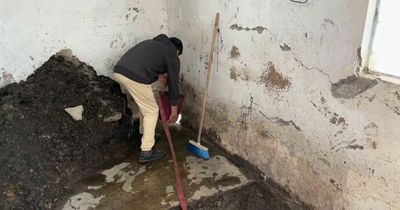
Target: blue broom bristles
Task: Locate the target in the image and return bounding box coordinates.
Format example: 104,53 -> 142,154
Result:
187,140 -> 209,160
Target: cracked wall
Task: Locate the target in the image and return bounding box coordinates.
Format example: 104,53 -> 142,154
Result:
0,0 -> 168,87
168,0 -> 400,209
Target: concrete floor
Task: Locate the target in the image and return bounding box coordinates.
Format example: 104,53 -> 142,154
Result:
61,125 -> 250,210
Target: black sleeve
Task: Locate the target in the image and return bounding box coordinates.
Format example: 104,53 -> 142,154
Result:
153,34 -> 168,41
166,55 -> 180,106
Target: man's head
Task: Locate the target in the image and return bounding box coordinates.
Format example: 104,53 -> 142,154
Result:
169,37 -> 183,56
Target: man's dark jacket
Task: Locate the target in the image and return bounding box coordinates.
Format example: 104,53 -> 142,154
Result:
114,34 -> 180,105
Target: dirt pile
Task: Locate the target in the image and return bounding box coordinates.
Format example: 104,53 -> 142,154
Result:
0,52 -> 133,209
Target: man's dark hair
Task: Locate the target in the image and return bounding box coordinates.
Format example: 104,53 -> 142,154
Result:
169,37 -> 183,55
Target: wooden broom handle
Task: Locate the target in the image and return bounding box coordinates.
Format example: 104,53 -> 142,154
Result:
197,13 -> 220,143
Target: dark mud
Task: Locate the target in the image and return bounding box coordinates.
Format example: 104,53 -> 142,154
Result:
0,54 -> 133,209
171,182 -> 312,210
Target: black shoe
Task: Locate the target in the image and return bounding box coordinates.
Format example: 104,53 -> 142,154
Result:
138,149 -> 167,163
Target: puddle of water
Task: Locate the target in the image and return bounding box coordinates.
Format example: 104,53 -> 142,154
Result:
101,162 -> 130,183
185,155 -> 249,200
119,166 -> 146,193
62,125 -> 252,210
63,162 -> 148,209
161,199 -> 179,208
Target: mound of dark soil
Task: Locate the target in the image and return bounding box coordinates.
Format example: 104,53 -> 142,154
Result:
0,54 -> 133,209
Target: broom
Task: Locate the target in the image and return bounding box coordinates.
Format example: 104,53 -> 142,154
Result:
187,13 -> 220,159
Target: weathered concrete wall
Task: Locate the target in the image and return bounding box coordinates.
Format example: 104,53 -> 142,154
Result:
168,1 -> 400,209
0,0 -> 167,87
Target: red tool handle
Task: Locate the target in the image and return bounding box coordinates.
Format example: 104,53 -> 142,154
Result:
158,92 -> 187,210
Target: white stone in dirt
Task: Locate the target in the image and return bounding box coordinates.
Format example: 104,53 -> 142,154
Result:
62,192 -> 105,210
64,105 -> 84,121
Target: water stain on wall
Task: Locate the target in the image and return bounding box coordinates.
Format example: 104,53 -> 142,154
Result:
394,91 -> 400,101
258,111 -> 302,132
372,141 -> 378,150
280,43 -> 291,51
331,75 -> 377,99
230,24 -> 268,34
329,179 -> 343,192
259,62 -> 290,90
229,66 -> 248,81
310,97 -> 348,130
2,72 -> 14,82
384,103 -> 400,115
331,138 -> 368,152
363,123 -> 379,150
110,39 -> 118,48
230,67 -> 238,81
230,46 -> 240,58
357,47 -> 362,66
329,113 -> 346,126
324,18 -> 336,27
130,7 -> 140,12
126,7 -> 140,22
110,33 -> 123,49
345,144 -> 364,150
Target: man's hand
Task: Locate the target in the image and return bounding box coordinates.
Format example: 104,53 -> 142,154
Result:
168,106 -> 178,123
158,74 -> 168,88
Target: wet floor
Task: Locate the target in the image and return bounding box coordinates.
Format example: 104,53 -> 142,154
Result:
61,125 -> 250,210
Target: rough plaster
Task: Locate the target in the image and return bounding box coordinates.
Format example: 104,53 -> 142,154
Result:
0,0 -> 168,87
168,0 -> 400,209
1,0 -> 400,209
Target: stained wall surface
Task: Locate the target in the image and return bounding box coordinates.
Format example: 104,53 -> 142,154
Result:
167,1 -> 400,209
0,0 -> 168,86
1,0 -> 400,209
